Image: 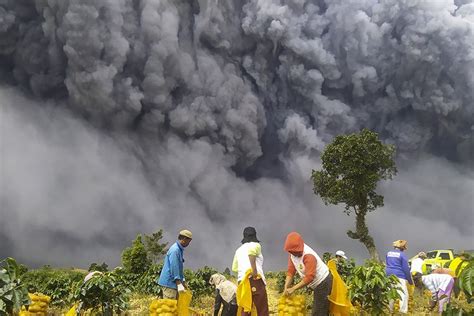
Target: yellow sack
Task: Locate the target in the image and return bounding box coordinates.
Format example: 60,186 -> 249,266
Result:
65,304 -> 78,316
177,290 -> 192,316
327,259 -> 352,316
278,294 -> 305,315
237,269 -> 254,313
237,305 -> 258,315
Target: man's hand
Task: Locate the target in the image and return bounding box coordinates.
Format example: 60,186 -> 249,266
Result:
177,283 -> 185,292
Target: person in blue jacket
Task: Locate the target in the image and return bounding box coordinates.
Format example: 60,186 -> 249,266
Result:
386,239 -> 413,314
158,229 -> 193,299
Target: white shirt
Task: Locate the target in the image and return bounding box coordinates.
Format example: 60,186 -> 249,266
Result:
290,244 -> 329,289
410,258 -> 424,274
422,274 -> 453,294
232,242 -> 266,284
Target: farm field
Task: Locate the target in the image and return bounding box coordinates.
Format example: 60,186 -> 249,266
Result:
13,269 -> 473,315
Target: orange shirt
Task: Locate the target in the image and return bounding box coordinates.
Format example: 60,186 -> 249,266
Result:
287,253 -> 317,284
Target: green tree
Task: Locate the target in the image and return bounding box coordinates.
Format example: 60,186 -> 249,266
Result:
312,129 -> 397,260
121,235 -> 151,275
88,262 -> 109,272
143,229 -> 168,264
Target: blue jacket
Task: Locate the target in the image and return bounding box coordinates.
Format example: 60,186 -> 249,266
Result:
386,249 -> 413,284
158,241 -> 185,289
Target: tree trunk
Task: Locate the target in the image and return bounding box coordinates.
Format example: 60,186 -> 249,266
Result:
347,211 -> 380,261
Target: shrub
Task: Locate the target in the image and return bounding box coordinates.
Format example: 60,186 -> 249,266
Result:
336,258 -> 356,282
88,262 -> 109,272
136,263 -> 163,295
73,271 -> 131,315
21,267 -> 84,306
347,260 -> 400,315
0,258 -> 30,315
184,266 -> 218,298
455,258 -> 474,304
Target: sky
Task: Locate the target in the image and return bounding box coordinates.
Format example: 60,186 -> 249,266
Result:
0,0 -> 473,270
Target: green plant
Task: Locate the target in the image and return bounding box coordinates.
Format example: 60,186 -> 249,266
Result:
73,271 -> 131,315
136,263 -> 163,295
312,129 -> 397,260
455,259 -> 474,303
121,235 -> 151,275
0,258 -> 30,315
347,260 -> 400,315
42,276 -> 76,308
336,258 -> 356,282
21,267 -> 84,304
184,266 -> 218,298
322,252 -> 333,263
443,300 -> 474,316
143,229 -> 168,264
88,262 -> 109,272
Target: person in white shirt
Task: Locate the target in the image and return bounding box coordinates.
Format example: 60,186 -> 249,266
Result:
410,251 -> 426,294
335,250 -> 348,261
232,227 -> 268,316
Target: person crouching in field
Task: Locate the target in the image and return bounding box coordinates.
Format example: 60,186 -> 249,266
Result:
209,273 -> 238,316
283,232 -> 332,316
415,272 -> 455,314
385,239 -> 413,314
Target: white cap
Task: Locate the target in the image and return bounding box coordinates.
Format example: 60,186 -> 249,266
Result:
335,250 -> 348,259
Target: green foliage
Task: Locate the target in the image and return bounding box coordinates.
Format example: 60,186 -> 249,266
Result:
88,262 -> 109,272
184,266 -> 218,298
0,258 -> 30,315
143,229 -> 168,264
21,267 -> 84,306
223,267 -> 231,276
347,260 -> 400,315
121,235 -> 151,275
266,271 -> 308,294
336,258 -> 356,282
311,129 -> 397,259
73,271 -> 131,315
322,252 -> 333,263
443,301 -> 474,315
312,129 -> 397,213
42,275 -> 76,308
456,259 -> 474,303
266,271 -> 287,293
135,264 -> 163,295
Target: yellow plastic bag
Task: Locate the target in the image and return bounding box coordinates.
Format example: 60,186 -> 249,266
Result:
177,290 -> 192,316
327,259 -> 353,316
237,305 -> 258,315
65,304 -> 78,316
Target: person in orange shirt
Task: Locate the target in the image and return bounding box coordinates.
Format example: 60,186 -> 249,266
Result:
283,232 -> 332,316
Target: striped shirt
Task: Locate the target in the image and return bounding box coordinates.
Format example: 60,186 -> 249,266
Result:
421,274 -> 453,294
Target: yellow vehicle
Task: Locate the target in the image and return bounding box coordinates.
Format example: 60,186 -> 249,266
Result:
409,249 -> 454,274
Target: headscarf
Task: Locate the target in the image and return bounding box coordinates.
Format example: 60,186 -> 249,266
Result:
241,226 -> 260,244
209,273 -> 237,303
392,240 -> 408,250
284,232 -> 304,253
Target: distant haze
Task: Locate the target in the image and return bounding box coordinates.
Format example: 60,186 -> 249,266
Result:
0,0 -> 472,270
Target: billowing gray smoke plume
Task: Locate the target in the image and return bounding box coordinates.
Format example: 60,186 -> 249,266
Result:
0,0 -> 473,269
